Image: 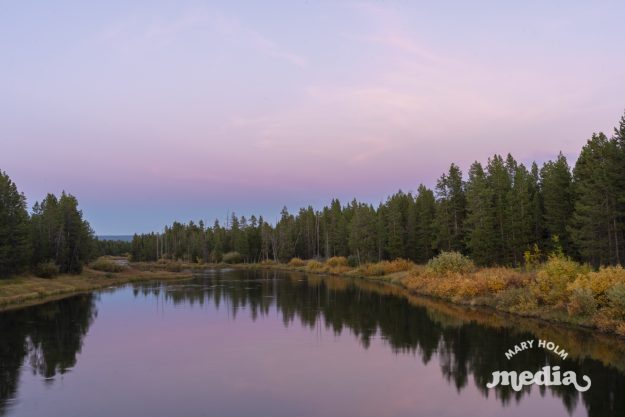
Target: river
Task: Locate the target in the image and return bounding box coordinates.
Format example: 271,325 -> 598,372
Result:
0,269 -> 623,417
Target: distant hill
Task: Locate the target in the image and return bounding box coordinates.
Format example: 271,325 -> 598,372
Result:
97,235 -> 133,242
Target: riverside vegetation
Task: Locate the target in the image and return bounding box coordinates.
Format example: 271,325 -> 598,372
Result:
1,112 -> 625,333
232,250 -> 625,337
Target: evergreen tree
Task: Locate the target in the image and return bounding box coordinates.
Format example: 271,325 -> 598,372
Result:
348,203 -> 378,263
464,162 -> 497,265
529,162 -> 545,245
570,133 -> 622,266
434,163 -> 466,252
414,184 -> 436,263
507,162 -> 534,265
541,152 -> 574,254
0,170 -> 31,277
487,155 -> 513,264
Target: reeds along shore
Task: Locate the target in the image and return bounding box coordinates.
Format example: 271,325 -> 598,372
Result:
247,252 -> 625,337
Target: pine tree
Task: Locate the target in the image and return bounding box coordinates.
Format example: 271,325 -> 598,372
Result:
570,133 -> 621,266
487,155 -> 513,264
612,111 -> 625,264
383,192 -> 409,259
0,170 -> 31,277
507,162 -> 535,265
414,184 -> 436,263
464,162 -> 497,265
541,152 -> 574,254
348,203 -> 378,263
434,163 -> 466,252
529,162 -> 545,245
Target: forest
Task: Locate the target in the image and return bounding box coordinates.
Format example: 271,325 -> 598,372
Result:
129,112 -> 625,269
0,177 -> 122,278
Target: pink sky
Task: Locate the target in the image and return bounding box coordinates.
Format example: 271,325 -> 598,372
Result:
2,1 -> 624,233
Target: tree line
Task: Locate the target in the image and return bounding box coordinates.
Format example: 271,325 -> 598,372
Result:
131,112 -> 625,268
0,173 -> 96,277
2,112 -> 624,275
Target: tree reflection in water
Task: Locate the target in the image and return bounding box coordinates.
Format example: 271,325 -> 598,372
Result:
0,295 -> 96,416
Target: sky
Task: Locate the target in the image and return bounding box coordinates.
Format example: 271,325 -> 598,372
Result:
2,0 -> 625,235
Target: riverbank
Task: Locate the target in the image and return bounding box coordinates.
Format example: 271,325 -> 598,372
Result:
236,256 -> 625,338
0,265 -> 193,312
2,254 -> 624,338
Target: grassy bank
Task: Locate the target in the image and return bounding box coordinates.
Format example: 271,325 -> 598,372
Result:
0,259 -> 193,311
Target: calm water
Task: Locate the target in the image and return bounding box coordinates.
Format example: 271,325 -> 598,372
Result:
1,269 -> 624,417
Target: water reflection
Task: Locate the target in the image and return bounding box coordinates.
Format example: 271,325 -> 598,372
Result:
1,269 -> 624,417
0,295 -> 96,416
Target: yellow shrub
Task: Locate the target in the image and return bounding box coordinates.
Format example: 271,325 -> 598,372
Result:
306,260 -> 324,271
326,256 -> 349,267
357,263 -> 386,276
574,266 -> 625,305
385,258 -> 416,273
532,255 -> 589,305
457,278 -> 480,298
288,257 -> 307,267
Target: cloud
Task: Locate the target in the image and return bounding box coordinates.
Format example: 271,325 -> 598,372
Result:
210,13 -> 307,68
96,11 -> 210,50
96,9 -> 307,67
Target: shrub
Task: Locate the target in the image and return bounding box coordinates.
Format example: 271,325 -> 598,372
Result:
567,287 -> 597,317
496,287 -> 538,313
288,257 -> 307,267
165,262 -> 184,272
523,244 -> 542,271
306,260 -> 324,271
222,251 -> 243,264
607,282 -> 625,311
90,259 -> 126,273
357,259 -> 416,277
356,263 -> 386,276
326,256 -> 349,267
571,266 -> 625,305
385,259 -> 416,273
426,251 -> 475,275
532,255 -> 589,305
33,261 -> 59,278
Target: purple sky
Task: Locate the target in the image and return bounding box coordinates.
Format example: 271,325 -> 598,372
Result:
2,1 -> 625,234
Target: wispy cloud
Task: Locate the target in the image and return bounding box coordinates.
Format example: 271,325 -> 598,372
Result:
96,9 -> 307,67
211,13 -> 307,68
96,11 -> 210,49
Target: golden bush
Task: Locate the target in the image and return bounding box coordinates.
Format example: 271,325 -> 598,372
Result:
532,255 -> 589,305
288,257 -> 307,267
326,256 -> 349,267
573,266 -> 625,305
306,260 -> 324,271
426,251 -> 475,275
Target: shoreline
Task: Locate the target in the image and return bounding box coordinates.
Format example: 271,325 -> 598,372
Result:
0,267 -> 194,312
1,260 -> 624,341
233,261 -> 625,339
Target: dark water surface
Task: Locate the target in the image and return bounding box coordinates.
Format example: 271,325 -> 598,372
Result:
1,269 -> 624,417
